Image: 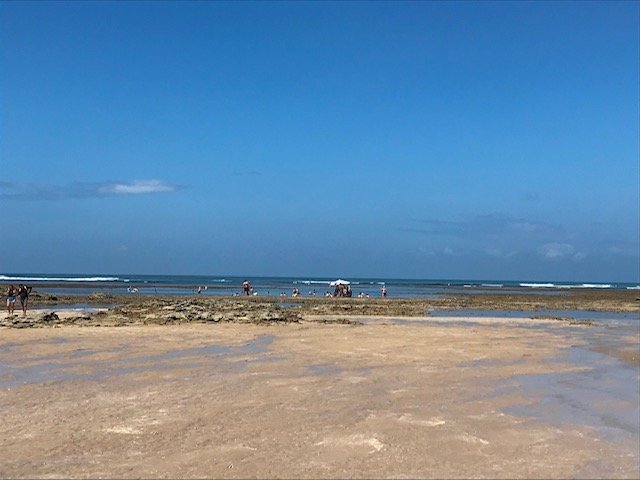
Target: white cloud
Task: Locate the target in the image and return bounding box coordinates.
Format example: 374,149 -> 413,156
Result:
0,179 -> 179,199
98,180 -> 176,195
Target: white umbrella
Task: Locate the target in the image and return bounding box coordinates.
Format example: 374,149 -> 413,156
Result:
329,279 -> 350,286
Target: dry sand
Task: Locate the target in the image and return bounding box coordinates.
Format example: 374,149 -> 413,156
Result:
1,310 -> 638,478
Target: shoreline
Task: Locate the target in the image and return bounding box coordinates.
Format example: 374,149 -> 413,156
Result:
9,287 -> 640,312
3,278 -> 639,302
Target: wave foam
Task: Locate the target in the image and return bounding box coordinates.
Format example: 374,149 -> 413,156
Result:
520,282 -> 612,289
0,275 -> 122,282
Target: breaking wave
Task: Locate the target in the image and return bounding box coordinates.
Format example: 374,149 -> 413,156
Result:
520,282 -> 612,289
0,275 -> 123,282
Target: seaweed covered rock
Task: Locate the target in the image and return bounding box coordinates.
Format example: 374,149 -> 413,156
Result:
40,312 -> 60,324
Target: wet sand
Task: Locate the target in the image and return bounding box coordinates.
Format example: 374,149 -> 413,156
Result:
1,293 -> 638,478
1,313 -> 639,478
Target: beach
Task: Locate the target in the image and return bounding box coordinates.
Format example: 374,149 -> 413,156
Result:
1,292 -> 639,478
4,0 -> 638,477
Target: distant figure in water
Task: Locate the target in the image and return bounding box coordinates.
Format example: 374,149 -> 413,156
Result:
380,285 -> 387,298
6,285 -> 17,316
17,284 -> 32,316
242,280 -> 252,296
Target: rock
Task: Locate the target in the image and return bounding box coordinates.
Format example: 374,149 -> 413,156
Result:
67,315 -> 92,324
41,312 -> 60,323
88,293 -> 108,300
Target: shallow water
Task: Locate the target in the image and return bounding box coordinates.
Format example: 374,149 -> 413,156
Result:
380,308 -> 639,469
503,345 -> 639,467
121,334 -> 275,364
429,309 -> 639,323
32,303 -> 115,312
0,335 -> 277,388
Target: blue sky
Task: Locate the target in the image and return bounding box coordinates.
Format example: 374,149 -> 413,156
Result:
1,1 -> 638,281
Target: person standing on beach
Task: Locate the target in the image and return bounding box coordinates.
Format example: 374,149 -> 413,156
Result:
6,285 -> 17,316
380,285 -> 388,298
18,284 -> 32,316
242,280 -> 252,296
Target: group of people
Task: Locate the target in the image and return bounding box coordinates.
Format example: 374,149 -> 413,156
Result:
333,284 -> 353,297
238,280 -> 388,298
5,284 -> 32,316
234,280 -> 389,299
332,284 -> 388,298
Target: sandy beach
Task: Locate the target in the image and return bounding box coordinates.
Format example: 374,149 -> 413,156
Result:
1,294 -> 639,478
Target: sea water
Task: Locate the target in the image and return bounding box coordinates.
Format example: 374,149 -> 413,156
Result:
1,273 -> 638,299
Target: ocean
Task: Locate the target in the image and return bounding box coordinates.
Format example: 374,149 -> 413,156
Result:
2,274 -> 639,298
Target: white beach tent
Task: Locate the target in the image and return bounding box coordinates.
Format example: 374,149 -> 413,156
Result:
329,279 -> 350,286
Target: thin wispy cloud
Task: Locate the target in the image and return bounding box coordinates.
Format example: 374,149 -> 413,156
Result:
0,180 -> 179,200
537,243 -> 586,261
485,248 -> 518,258
403,214 -> 578,261
97,180 -> 177,195
404,214 -> 562,238
607,245 -> 640,257
523,191 -> 541,202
